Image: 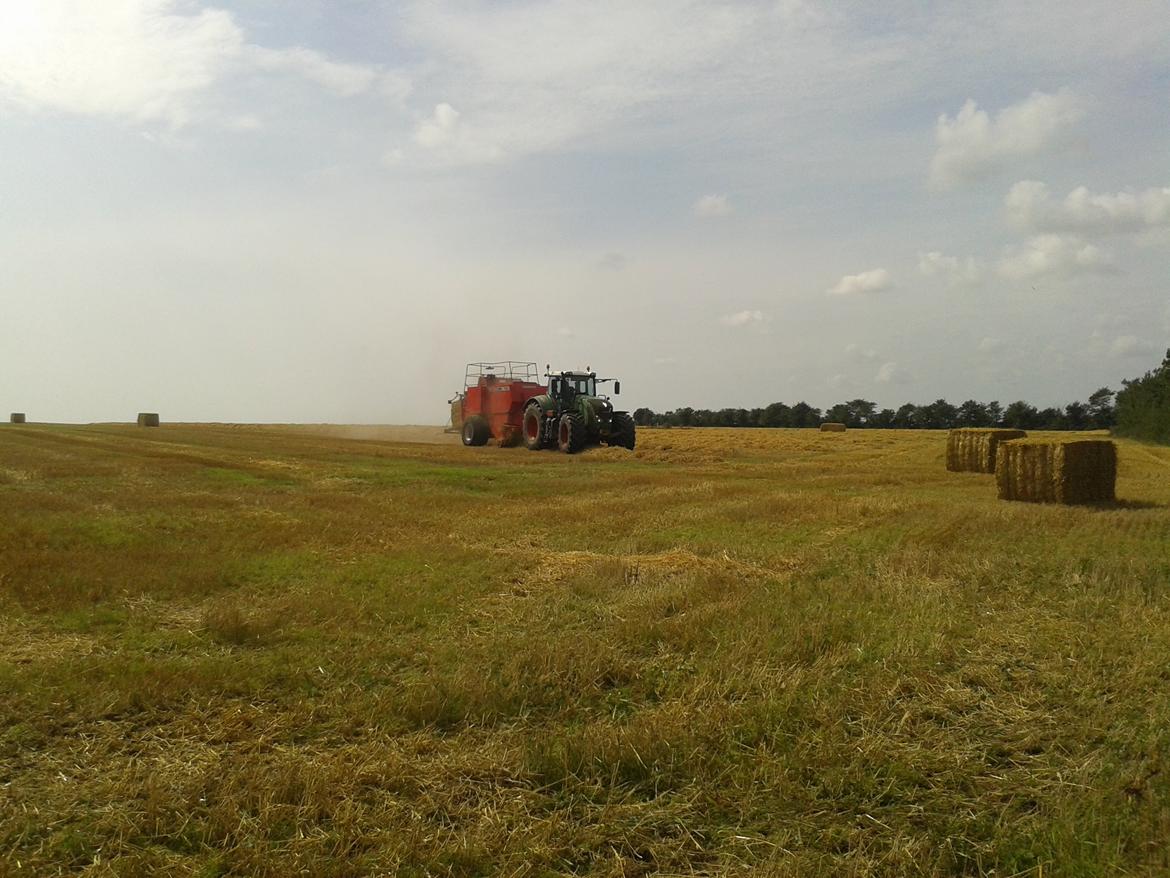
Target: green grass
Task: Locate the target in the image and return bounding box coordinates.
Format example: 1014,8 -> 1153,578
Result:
1,424 -> 1169,876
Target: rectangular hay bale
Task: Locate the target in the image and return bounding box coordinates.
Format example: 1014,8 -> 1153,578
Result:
945,428 -> 1026,473
9,413 -> 25,424
137,412 -> 160,427
820,422 -> 847,432
996,438 -> 1116,504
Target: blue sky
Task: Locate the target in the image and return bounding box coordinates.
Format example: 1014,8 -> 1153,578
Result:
1,1 -> 1168,422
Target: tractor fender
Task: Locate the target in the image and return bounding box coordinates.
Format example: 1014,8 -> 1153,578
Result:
526,394 -> 556,416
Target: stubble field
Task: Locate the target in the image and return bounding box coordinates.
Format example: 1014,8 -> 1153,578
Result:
2,423 -> 1169,876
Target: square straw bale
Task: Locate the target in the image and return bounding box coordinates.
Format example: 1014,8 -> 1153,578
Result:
996,438 -> 1116,504
137,412 -> 160,427
9,413 -> 25,424
945,428 -> 1026,473
819,422 -> 847,432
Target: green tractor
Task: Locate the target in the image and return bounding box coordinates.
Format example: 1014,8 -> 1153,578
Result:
521,369 -> 636,454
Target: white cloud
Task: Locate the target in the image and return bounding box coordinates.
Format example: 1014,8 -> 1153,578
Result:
875,361 -> 909,384
827,268 -> 891,296
998,234 -> 1114,280
415,102 -> 460,147
692,194 -> 732,218
396,1 -> 907,166
930,90 -> 1083,188
248,46 -> 408,101
918,251 -> 982,286
0,0 -> 243,126
1109,335 -> 1156,358
0,2 -> 406,128
719,310 -> 766,328
413,102 -> 502,163
1006,180 -> 1170,236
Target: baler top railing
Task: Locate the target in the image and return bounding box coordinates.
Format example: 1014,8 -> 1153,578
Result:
464,362 -> 540,387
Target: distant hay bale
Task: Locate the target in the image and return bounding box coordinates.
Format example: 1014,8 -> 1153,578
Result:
996,438 -> 1116,504
9,413 -> 25,424
945,428 -> 1027,473
820,422 -> 847,433
447,399 -> 463,434
137,412 -> 160,427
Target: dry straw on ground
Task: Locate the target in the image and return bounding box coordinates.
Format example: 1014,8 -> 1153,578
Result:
9,413 -> 25,424
996,438 -> 1117,504
820,422 -> 847,432
137,412 -> 160,427
945,428 -> 1027,473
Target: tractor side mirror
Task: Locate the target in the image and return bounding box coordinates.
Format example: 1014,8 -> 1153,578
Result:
614,381 -> 621,395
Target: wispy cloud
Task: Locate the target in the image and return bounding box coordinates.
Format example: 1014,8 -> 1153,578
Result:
692,194 -> 732,218
719,309 -> 766,328
827,268 -> 891,296
998,234 -> 1114,281
1006,180 -> 1170,236
918,251 -> 982,286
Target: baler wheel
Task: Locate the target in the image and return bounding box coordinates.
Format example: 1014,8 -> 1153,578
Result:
461,415 -> 490,447
610,412 -> 636,450
522,403 -> 545,451
557,412 -> 586,454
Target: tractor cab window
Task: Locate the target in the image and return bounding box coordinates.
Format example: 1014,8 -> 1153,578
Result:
570,376 -> 596,396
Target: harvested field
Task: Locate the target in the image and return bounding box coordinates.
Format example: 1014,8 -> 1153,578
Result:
945,427 -> 1027,473
2,424 -> 1169,876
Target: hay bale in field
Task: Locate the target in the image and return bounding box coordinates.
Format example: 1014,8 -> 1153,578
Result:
820,422 -> 847,432
137,412 -> 160,427
996,438 -> 1116,504
945,428 -> 1027,473
9,413 -> 26,424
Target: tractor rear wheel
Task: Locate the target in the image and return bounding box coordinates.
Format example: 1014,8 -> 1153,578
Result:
611,412 -> 636,450
557,412 -> 586,454
522,403 -> 545,451
461,415 -> 490,447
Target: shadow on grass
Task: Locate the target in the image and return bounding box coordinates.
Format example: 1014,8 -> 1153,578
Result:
1082,498 -> 1163,511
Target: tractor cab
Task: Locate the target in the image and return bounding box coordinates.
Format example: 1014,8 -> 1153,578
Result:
549,371 -> 598,401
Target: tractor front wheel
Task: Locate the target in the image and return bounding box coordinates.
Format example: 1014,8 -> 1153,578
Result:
557,412 -> 586,454
522,404 -> 545,451
610,412 -> 636,450
461,415 -> 490,447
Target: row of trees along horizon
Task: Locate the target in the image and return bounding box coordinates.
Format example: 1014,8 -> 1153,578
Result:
631,349 -> 1170,442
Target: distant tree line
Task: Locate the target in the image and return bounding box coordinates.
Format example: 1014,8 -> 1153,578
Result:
1114,348 -> 1170,444
632,388 -> 1118,431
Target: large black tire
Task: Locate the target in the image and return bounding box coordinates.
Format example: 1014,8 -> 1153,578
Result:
610,412 -> 636,450
461,415 -> 490,447
522,403 -> 545,451
557,412 -> 586,454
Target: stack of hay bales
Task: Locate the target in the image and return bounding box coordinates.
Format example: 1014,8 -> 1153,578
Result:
945,428 -> 1026,473
819,422 -> 847,433
996,438 -> 1117,504
9,413 -> 25,424
137,412 -> 160,427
